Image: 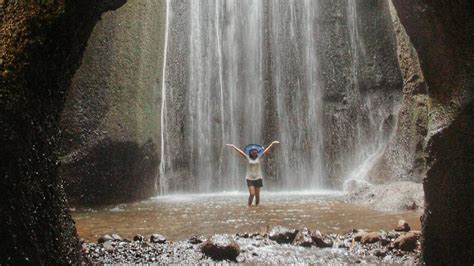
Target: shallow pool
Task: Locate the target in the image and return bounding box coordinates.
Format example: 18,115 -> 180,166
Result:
73,191 -> 421,241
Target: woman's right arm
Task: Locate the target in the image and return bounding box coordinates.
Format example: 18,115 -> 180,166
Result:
226,144 -> 247,159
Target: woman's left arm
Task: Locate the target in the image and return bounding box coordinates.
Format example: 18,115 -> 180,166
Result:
262,141 -> 280,157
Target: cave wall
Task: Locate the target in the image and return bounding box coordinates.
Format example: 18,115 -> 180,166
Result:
0,1 -> 126,264
59,0 -> 166,206
389,0 -> 474,264
368,1 -> 429,184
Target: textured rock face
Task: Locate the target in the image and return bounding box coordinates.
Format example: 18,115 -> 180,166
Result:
318,0 -> 403,186
389,0 -> 474,264
0,1 -> 126,264
59,0 -> 166,206
368,1 -> 429,184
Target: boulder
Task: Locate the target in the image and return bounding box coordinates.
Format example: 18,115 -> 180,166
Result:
201,235 -> 240,261
311,230 -> 333,248
98,234 -> 114,243
133,234 -> 144,242
353,231 -> 367,242
394,220 -> 411,232
360,232 -> 381,244
150,234 -> 166,244
294,228 -> 313,247
393,231 -> 420,251
188,235 -> 203,244
111,234 -> 123,241
343,179 -> 372,192
268,226 -> 299,244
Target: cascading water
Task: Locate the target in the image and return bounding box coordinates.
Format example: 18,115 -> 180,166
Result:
159,0 -> 402,194
343,1 -> 401,181
270,1 -> 325,190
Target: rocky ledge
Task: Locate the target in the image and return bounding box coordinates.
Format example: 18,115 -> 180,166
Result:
82,221 -> 421,264
343,180 -> 424,211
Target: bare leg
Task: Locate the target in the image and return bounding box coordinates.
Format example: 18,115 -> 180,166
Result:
255,187 -> 261,206
248,186 -> 255,206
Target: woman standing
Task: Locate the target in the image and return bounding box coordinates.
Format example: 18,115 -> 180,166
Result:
226,141 -> 280,206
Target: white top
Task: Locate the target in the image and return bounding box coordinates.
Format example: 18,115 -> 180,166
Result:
245,155 -> 263,180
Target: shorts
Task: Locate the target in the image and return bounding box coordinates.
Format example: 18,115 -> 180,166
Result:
246,179 -> 263,188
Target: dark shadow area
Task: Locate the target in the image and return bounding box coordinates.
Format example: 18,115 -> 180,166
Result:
391,0 -> 474,264
423,101 -> 474,264
62,139 -> 158,206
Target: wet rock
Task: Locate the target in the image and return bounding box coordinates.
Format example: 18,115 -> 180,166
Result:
387,231 -> 400,239
380,238 -> 391,246
103,241 -> 115,252
353,231 -> 368,242
294,228 -> 313,247
111,234 -> 123,241
372,248 -> 386,257
393,232 -> 420,251
150,234 -> 167,244
360,232 -> 381,244
311,230 -> 333,248
237,232 -> 250,238
188,235 -> 203,244
343,179 -> 372,192
394,220 -> 411,232
133,234 -> 144,242
236,254 -> 246,263
269,226 -> 299,244
345,182 -> 424,211
81,228 -> 422,264
98,234 -> 114,243
201,235 -> 240,261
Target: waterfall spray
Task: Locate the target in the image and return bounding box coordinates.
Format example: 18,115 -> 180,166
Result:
159,0 -> 401,194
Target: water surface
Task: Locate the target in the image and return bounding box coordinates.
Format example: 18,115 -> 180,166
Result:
73,191 -> 421,241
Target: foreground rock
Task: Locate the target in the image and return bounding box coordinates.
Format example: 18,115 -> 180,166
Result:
150,234 -> 166,244
201,235 -> 240,261
269,226 -> 299,244
310,230 -> 333,248
360,232 -> 381,244
294,228 -> 333,248
393,231 -> 420,252
82,228 -> 421,264
0,1 -> 127,265
395,220 -> 411,232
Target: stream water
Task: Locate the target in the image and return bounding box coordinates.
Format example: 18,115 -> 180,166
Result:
74,192 -> 421,241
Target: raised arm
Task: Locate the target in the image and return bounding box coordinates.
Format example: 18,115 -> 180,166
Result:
226,144 -> 247,159
262,141 -> 280,157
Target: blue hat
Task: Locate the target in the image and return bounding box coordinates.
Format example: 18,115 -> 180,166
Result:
244,144 -> 264,158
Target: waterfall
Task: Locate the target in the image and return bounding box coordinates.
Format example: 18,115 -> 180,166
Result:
159,0 -> 402,194
344,1 -> 401,181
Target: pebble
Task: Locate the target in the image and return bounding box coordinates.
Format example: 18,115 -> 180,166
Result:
395,220 -> 411,232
